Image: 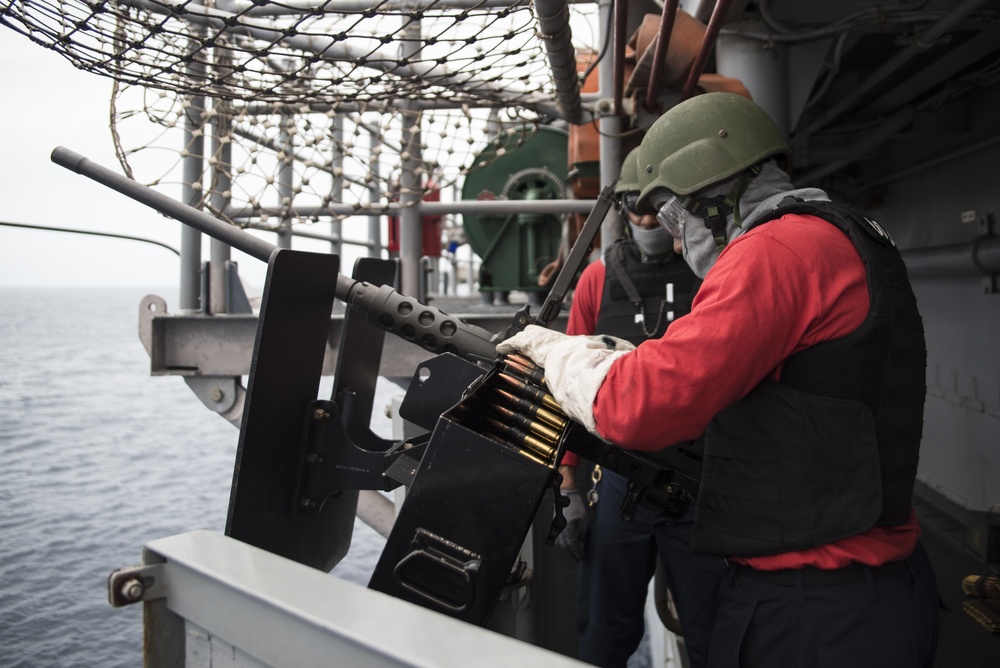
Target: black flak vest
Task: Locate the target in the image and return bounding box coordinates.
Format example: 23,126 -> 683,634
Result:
692,200 -> 926,558
594,238 -> 699,346
593,238 -> 704,482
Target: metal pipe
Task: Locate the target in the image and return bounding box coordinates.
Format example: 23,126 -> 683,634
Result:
180,84 -> 207,312
533,0 -> 584,123
644,0 -> 680,112
330,116 -> 344,257
379,199 -> 599,215
240,95 -> 564,118
598,0 -> 623,249
902,236 -> 1000,278
796,104 -> 917,184
612,0 -> 628,116
860,134 -> 1000,194
806,0 -> 992,134
116,0 -> 543,104
235,0 -> 556,16
284,227 -> 385,251
367,128 -> 383,259
223,199 -> 598,219
276,117 -> 294,249
869,20 -> 1000,114
210,106 -> 234,315
50,147 -> 597,290
399,19 -> 424,299
680,0 -> 734,102
714,20 -> 789,135
51,147 -> 278,264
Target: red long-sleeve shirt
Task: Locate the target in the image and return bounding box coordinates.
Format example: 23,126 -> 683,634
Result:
560,258 -> 607,469
589,213 -> 921,569
566,257 -> 606,339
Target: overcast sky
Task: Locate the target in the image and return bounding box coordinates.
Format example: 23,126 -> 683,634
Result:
0,28 -> 275,291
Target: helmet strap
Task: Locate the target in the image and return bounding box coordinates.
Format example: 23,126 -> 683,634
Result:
682,163 -> 763,251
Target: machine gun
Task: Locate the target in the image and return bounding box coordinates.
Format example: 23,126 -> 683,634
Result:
52,146 -> 701,626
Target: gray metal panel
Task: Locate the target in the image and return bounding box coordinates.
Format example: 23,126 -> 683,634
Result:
149,314 -> 260,376
141,530 -> 588,668
864,84 -> 1000,513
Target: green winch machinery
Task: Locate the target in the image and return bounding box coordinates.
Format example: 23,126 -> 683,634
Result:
461,126 -> 568,304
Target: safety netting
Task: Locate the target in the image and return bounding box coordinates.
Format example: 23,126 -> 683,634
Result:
2,0 -> 600,229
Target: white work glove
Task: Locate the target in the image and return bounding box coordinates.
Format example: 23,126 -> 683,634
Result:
555,490 -> 588,561
497,324 -> 634,433
495,324 -> 573,369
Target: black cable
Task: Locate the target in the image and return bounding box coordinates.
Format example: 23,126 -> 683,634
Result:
0,220 -> 181,256
579,2 -> 614,86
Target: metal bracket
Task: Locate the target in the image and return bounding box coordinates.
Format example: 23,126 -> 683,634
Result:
295,396 -> 425,512
545,471 -> 570,546
383,444 -> 427,488
398,353 -> 487,432
138,294 -> 168,361
184,375 -> 240,414
107,563 -> 166,607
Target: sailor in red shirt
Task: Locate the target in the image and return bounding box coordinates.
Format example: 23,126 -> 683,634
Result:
560,147 -> 720,668
499,93 -> 939,667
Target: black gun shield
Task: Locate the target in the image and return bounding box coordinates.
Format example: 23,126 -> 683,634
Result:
225,248 -> 350,570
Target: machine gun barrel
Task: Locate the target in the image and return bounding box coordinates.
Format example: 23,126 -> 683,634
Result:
50,146 -> 499,363
52,146 -> 279,264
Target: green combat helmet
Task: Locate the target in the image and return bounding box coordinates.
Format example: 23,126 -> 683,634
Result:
614,146 -> 643,195
635,92 -> 791,212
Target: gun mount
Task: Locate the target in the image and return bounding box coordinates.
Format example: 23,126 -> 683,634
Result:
53,146 -> 700,624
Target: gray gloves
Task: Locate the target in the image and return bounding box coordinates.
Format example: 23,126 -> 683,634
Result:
555,489 -> 589,561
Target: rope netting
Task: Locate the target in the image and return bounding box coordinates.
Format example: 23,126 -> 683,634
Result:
2,0 -> 600,230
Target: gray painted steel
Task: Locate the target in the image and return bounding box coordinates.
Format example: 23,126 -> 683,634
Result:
134,530 -> 589,667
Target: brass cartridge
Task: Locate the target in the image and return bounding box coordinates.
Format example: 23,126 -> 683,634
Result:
490,404 -> 562,443
506,353 -> 542,373
498,372 -> 563,413
503,356 -> 547,386
495,389 -> 568,429
479,430 -> 549,465
484,418 -> 556,460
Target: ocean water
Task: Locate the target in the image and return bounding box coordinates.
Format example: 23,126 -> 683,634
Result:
0,287 -> 391,667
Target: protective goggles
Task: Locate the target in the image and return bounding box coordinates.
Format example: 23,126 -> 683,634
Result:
620,191 -> 641,216
650,190 -> 688,240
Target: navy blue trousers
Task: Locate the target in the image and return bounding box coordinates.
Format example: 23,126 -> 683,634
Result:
706,541 -> 940,668
577,470 -> 727,668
